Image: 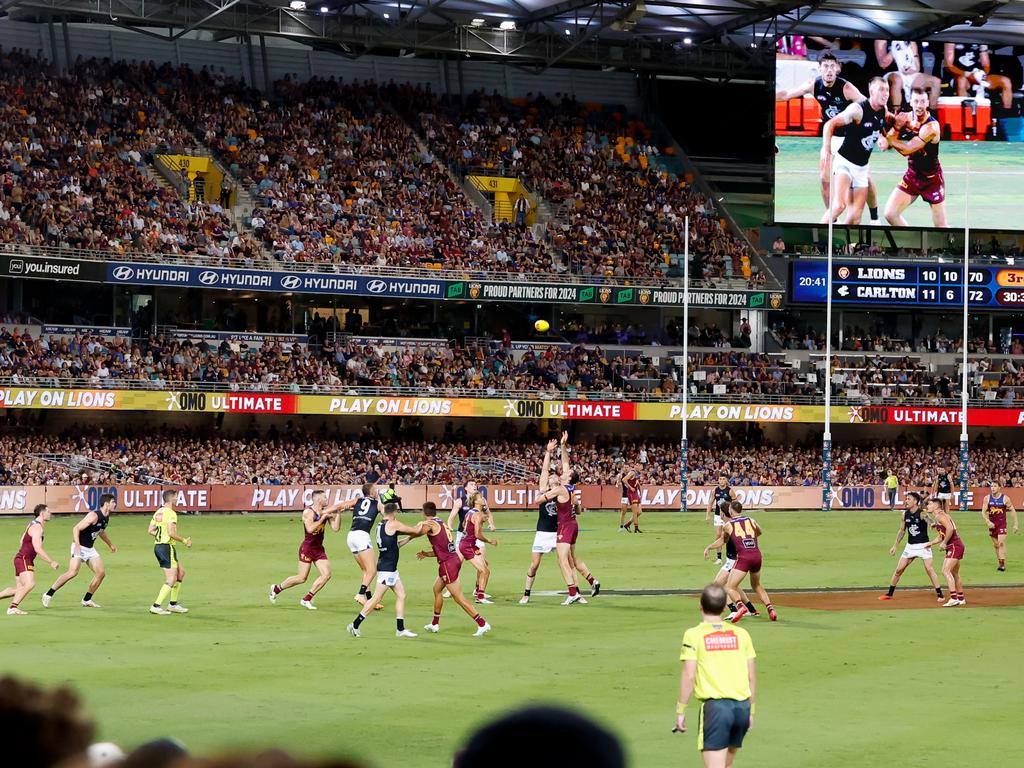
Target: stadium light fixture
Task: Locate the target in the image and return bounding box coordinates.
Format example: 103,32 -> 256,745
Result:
289,0 -> 307,9
471,18 -> 485,26
499,20 -> 517,30
320,5 -> 329,12
384,12 -> 390,18
683,37 -> 692,45
565,29 -> 572,36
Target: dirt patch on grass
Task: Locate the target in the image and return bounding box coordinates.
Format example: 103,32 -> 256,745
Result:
778,587 -> 1024,611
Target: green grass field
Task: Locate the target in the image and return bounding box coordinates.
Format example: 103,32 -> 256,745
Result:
775,136 -> 1024,228
1,510 -> 1021,767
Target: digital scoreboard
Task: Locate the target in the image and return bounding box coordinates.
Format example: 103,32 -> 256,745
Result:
790,261 -> 1024,309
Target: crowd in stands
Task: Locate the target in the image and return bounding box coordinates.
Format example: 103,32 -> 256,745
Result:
1,426 -> 1021,487
0,47 -> 759,280
0,327 -> 677,396
2,325 -> 1015,403
159,70 -> 552,272
0,49 -> 261,261
402,89 -> 752,281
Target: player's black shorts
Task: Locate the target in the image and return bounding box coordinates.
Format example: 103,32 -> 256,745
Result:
154,543 -> 177,569
698,699 -> 751,751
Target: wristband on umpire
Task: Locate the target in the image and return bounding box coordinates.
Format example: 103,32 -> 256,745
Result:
676,702 -> 687,715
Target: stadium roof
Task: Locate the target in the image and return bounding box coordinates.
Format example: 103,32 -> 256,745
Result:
6,1 -> 1024,75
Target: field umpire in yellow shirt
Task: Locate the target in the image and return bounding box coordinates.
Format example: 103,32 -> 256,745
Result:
676,584 -> 757,767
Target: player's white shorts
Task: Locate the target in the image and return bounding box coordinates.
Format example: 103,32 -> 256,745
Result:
832,152 -> 871,189
455,530 -> 464,548
901,543 -> 933,561
830,136 -> 844,156
718,557 -> 737,574
620,496 -> 628,506
713,515 -> 724,528
346,530 -> 372,554
71,544 -> 100,562
936,492 -> 955,501
377,570 -> 400,587
532,531 -> 557,554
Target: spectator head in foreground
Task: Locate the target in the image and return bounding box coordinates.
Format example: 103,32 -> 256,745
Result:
0,676 -> 94,768
454,705 -> 626,768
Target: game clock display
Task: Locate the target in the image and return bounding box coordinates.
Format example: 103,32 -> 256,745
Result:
790,260 -> 1024,309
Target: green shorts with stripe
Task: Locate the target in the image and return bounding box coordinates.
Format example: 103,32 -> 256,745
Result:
697,699 -> 751,751
154,543 -> 178,569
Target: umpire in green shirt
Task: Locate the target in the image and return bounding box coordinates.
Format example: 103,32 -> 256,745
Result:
676,583 -> 757,767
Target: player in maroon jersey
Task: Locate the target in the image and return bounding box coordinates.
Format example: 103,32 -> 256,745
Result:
926,498 -> 967,606
458,493 -> 498,604
268,490 -> 345,610
704,501 -> 777,623
981,481 -> 1018,572
622,466 -> 644,534
1,504 -> 59,615
535,431 -> 598,605
882,87 -> 947,227
416,501 -> 490,636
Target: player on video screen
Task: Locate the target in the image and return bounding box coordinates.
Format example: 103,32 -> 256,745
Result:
882,87 -> 947,227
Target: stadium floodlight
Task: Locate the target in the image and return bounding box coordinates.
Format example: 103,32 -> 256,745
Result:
383,12 -> 390,18
320,5 -> 329,12
499,20 -> 517,30
565,29 -> 572,36
289,0 -> 306,9
471,18 -> 485,26
683,37 -> 692,45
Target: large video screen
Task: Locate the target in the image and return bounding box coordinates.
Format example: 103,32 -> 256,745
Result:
774,38 -> 1024,229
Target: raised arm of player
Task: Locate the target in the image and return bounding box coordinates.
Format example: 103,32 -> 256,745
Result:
874,40 -> 894,69
30,526 -> 59,570
328,508 -> 343,532
391,520 -> 425,545
71,511 -> 98,557
775,78 -> 814,102
98,531 -> 117,554
539,439 -> 557,489
446,495 -> 464,532
890,517 -> 907,556
559,431 -> 571,481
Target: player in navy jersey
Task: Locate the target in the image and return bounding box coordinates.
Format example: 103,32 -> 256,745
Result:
882,87 -> 947,227
981,481 -> 1018,571
535,432 -> 599,606
931,466 -> 957,514
879,491 -> 945,602
775,52 -> 880,221
705,475 -> 734,565
43,493 -> 117,609
346,503 -> 425,638
821,77 -> 893,225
